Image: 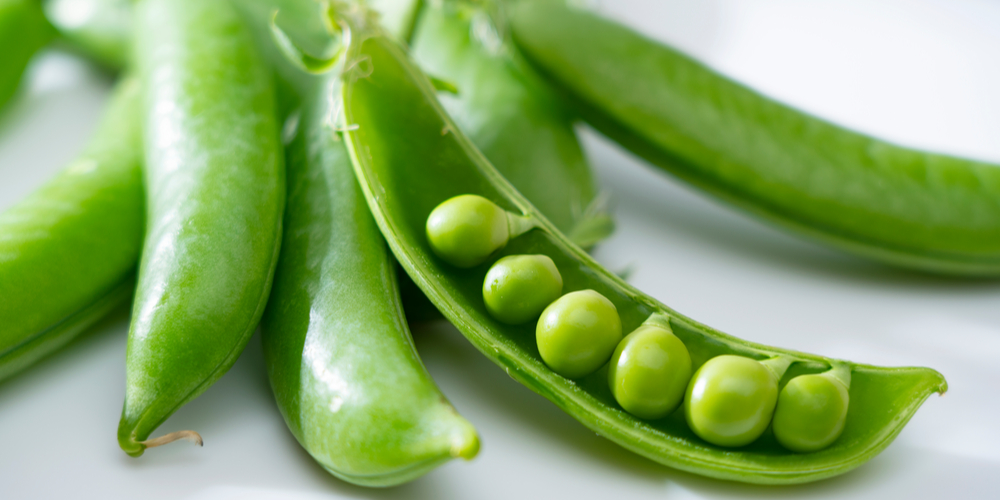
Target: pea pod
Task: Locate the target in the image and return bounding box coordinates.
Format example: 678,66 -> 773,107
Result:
336,14 -> 946,484
507,0 -> 1000,276
410,0 -> 610,244
0,77 -> 142,381
119,0 -> 284,456
260,72 -> 478,486
1,0 -> 53,110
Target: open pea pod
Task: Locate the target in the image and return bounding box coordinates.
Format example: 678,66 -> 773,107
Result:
507,0 -> 1000,277
337,15 -> 946,484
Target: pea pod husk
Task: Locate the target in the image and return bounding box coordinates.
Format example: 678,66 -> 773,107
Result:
260,72 -> 478,487
119,0 -> 285,456
507,0 -> 1000,276
1,0 -> 53,110
0,77 -> 143,381
337,16 -> 947,484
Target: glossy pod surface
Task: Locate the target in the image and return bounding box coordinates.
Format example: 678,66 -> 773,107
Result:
119,0 -> 284,455
1,0 -> 53,110
338,19 -> 947,483
0,78 -> 143,381
261,74 -> 478,487
508,0 -> 1000,276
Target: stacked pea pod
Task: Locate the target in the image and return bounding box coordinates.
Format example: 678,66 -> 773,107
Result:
0,0 -> 963,488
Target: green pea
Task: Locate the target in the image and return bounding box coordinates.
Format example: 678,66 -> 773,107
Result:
536,290 -> 621,378
483,254 -> 563,325
772,366 -> 851,453
684,355 -> 783,447
427,194 -> 510,268
608,318 -> 692,420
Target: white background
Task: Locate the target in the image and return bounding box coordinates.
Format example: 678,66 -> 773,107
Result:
2,0 -> 999,498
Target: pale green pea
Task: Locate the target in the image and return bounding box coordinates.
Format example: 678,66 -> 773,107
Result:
536,290 -> 621,379
608,317 -> 691,420
427,194 -> 510,268
772,366 -> 851,453
483,254 -> 562,325
684,355 -> 787,447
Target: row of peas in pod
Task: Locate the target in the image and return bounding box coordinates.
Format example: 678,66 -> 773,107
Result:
427,194 -> 852,453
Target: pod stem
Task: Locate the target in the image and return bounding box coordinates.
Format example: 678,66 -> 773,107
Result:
506,212 -> 539,240
826,362 -> 853,390
760,355 -> 793,381
138,430 -> 204,449
643,312 -> 673,332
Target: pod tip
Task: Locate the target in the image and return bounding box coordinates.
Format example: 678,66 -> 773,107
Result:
450,427 -> 480,461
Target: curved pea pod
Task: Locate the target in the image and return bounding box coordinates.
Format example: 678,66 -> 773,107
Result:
507,0 -> 1000,276
1,0 -> 53,110
410,0 -> 610,246
337,17 -> 947,484
260,74 -> 478,487
0,77 -> 142,381
119,0 -> 285,456
43,0 -> 131,69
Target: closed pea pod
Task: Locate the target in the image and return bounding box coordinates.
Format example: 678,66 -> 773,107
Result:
607,314 -> 691,420
336,7 -> 945,483
0,77 -> 142,381
508,0 -> 1000,276
119,0 -> 284,455
261,72 -> 478,487
773,364 -> 851,453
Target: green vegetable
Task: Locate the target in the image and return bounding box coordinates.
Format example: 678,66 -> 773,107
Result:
508,0 -> 1000,276
0,77 -> 142,381
261,73 -> 478,487
607,314 -> 691,420
536,290 -> 622,378
1,0 -> 53,110
43,0 -> 131,69
410,0 -> 610,245
483,254 -> 562,325
684,355 -> 789,448
336,11 -> 946,483
119,0 -> 284,456
426,194 -> 533,268
772,365 -> 851,453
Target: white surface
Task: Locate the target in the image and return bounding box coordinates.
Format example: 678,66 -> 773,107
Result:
2,0 -> 1000,498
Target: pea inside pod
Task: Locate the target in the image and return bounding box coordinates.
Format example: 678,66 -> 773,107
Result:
337,8 -> 946,483
536,289 -> 622,379
773,364 -> 851,453
426,194 -> 535,268
684,355 -> 790,448
607,314 -> 692,420
483,254 -> 563,325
